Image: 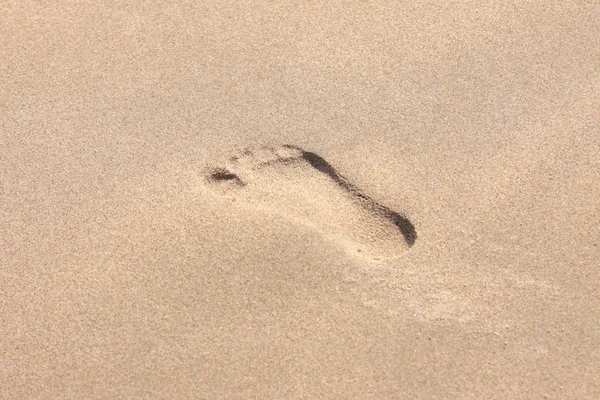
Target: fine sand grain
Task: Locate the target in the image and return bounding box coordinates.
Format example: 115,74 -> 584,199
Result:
1,1 -> 599,398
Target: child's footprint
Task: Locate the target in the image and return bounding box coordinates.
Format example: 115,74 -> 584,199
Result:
204,145 -> 416,260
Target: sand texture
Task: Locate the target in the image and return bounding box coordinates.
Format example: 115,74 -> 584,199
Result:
1,1 -> 599,398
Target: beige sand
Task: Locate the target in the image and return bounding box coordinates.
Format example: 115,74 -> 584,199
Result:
1,1 -> 599,398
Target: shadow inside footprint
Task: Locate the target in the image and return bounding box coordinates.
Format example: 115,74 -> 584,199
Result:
210,169 -> 240,182
386,209 -> 417,247
300,149 -> 417,247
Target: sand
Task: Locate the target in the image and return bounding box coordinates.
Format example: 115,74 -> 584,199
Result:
1,1 -> 599,398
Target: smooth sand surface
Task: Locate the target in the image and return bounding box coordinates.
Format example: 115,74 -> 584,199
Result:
1,1 -> 599,398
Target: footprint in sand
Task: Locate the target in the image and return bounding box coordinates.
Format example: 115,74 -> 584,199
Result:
204,145 -> 416,260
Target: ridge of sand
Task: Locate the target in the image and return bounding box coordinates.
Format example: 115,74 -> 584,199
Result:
203,145 -> 416,260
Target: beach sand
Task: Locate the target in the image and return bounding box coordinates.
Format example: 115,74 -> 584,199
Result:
1,1 -> 599,398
